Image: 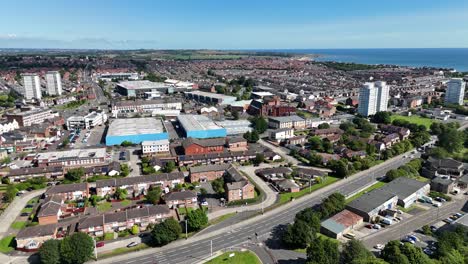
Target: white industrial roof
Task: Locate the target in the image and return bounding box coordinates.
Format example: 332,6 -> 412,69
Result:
117,80 -> 169,90
141,139 -> 169,146
185,90 -> 236,100
36,148 -> 107,161
107,118 -> 165,136
178,115 -> 223,131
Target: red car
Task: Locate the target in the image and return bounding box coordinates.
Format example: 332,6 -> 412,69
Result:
366,224 -> 373,229
96,242 -> 105,248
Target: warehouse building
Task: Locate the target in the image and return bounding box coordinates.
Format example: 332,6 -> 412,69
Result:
178,115 -> 226,139
106,118 -> 168,146
184,90 -> 236,105
378,177 -> 430,208
346,189 -> 398,222
321,210 -> 363,239
116,81 -> 171,97
215,120 -> 252,135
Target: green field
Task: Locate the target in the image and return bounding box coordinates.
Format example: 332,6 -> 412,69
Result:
205,251 -> 261,264
346,181 -> 386,203
390,114 -> 436,129
0,236 -> 15,253
279,176 -> 340,204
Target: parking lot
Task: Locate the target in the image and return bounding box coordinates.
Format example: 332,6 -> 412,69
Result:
72,126 -> 106,148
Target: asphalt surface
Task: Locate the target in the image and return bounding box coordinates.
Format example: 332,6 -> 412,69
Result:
95,152 -> 417,264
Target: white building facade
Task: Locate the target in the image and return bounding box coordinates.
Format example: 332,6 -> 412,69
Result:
22,73 -> 42,100
141,139 -> 170,154
46,71 -> 63,96
357,81 -> 389,116
445,78 -> 466,105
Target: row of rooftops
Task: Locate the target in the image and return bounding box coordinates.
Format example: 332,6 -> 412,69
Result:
17,204 -> 171,239
95,172 -> 184,188
35,148 -> 107,161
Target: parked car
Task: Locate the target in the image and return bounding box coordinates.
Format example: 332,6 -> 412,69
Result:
365,224 -> 373,229
407,235 -> 418,242
432,202 -> 442,207
372,224 -> 382,230
402,238 -> 415,244
20,212 -> 29,217
201,201 -> 208,206
455,213 -> 464,218
423,248 -> 434,255
127,242 -> 139,248
374,244 -> 384,250
444,218 -> 454,224
430,226 -> 438,232
96,242 -> 105,248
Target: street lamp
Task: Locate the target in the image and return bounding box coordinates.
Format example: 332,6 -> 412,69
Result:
185,219 -> 188,239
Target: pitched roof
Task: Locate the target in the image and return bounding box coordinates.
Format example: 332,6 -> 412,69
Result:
189,164 -> 230,174
182,137 -> 225,149
95,172 -> 184,188
45,182 -> 88,195
16,223 -> 57,239
321,209 -> 363,234
346,189 -> 397,213
379,177 -> 429,200
226,180 -> 250,190
37,195 -> 63,217
164,191 -> 197,201
226,166 -> 244,182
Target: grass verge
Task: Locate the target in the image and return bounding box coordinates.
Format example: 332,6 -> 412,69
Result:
208,213 -> 236,226
11,221 -> 27,230
390,114 -> 436,129
0,236 -> 15,253
205,250 -> 261,264
97,243 -> 149,259
345,181 -> 386,204
278,176 -> 340,205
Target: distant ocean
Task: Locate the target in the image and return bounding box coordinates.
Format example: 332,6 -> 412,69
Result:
265,48 -> 468,71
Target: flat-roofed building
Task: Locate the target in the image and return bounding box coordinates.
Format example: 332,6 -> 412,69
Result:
116,80 -> 171,97
184,90 -> 236,105
346,189 -> 398,222
178,115 -> 227,139
66,111 -> 108,130
35,148 -> 107,168
111,99 -> 182,117
268,115 -> 306,129
106,118 -> 168,146
6,108 -> 57,127
215,120 -> 253,135
141,139 -> 170,154
379,177 -> 430,208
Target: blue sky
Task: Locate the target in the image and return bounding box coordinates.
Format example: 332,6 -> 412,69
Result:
1,0 -> 468,49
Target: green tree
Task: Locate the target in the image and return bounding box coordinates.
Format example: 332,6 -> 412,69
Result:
131,225 -> 139,235
308,136 -> 323,151
114,188 -> 128,200
254,153 -> 265,165
372,112 -> 392,124
65,168 -> 84,182
306,236 -> 339,264
295,208 -> 321,232
39,239 -> 60,264
211,177 -> 225,194
282,220 -> 314,249
439,249 -> 465,264
251,116 -> 268,133
327,160 -> 349,178
162,161 -> 176,173
120,163 -> 130,177
341,239 -> 374,264
151,218 -> 181,246
186,208 -> 208,231
381,240 -> 410,264
232,110 -> 239,120
59,233 -> 94,264
318,123 -> 330,129
120,140 -> 133,147
146,187 -> 162,205
4,184 -> 18,203
438,128 -> 464,152
399,243 -> 433,264
89,194 -> 100,207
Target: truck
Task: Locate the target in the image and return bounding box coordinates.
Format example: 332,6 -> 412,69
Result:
381,218 -> 393,225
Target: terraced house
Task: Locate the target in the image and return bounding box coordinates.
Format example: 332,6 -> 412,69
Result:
95,172 -> 185,198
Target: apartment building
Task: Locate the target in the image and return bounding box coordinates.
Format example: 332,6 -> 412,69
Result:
358,81 -> 389,116
164,191 -> 198,208
35,148 -> 107,168
445,78 -> 466,105
268,115 -> 306,129
46,71 -> 63,96
44,183 -> 90,201
22,73 -> 42,100
66,111 -> 108,130
6,108 -> 57,127
189,164 -> 230,182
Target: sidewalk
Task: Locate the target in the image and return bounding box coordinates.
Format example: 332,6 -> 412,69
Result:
0,189 -> 44,264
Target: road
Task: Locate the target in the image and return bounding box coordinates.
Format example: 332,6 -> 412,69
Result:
257,139 -> 301,165
94,151 -> 416,264
362,199 -> 467,249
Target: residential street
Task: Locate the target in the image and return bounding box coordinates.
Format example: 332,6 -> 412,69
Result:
93,150 -> 418,264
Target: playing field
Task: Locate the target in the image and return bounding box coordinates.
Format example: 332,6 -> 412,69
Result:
390,114 -> 436,129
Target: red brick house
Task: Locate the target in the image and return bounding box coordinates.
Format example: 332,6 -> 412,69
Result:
182,137 -> 225,155
164,191 -> 198,208
226,137 -> 248,151
44,182 -> 90,201
189,164 -> 230,182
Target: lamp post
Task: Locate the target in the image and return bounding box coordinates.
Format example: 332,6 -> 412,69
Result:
185,219 -> 188,239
